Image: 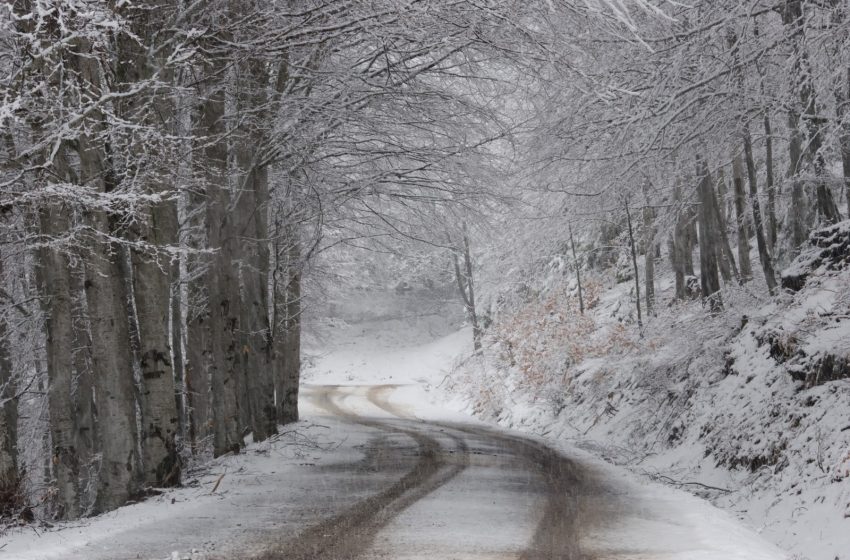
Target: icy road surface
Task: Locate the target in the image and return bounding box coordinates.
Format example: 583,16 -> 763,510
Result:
1,327 -> 787,559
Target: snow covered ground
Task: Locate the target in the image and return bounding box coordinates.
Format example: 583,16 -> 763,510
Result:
0,297 -> 793,559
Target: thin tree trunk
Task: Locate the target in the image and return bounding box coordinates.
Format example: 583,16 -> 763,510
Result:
451,227 -> 482,350
568,225 -> 584,314
671,182 -> 687,300
841,67 -> 850,220
276,221 -> 301,426
625,201 -> 643,327
763,113 -> 778,246
462,229 -> 482,351
742,127 -> 778,295
709,178 -> 740,284
732,152 -> 753,281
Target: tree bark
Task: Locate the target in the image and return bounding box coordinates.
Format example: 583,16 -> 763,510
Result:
732,152 -> 753,282
742,127 -> 778,295
642,184 -> 655,315
0,251 -> 19,513
625,201 -> 643,327
763,112 -> 778,246
568,225 -> 584,314
697,156 -> 722,311
198,60 -> 242,456
274,218 -> 301,426
671,182 -> 687,300
36,154 -> 81,519
452,226 -> 482,350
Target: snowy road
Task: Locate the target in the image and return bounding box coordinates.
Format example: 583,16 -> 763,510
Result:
286,383 -> 597,559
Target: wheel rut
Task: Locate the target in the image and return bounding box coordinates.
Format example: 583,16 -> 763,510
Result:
252,386 -> 468,560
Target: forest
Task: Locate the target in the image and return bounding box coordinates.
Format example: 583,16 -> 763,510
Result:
0,2 -> 848,551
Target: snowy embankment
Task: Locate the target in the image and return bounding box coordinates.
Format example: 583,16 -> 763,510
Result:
447,223 -> 850,560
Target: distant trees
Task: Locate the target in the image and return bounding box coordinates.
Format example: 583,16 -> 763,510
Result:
515,0 -> 850,316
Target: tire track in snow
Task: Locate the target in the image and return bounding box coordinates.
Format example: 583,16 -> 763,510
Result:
254,385 -> 468,560
365,383 -> 587,559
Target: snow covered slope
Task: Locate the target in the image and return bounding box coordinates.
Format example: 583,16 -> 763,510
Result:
449,224 -> 850,560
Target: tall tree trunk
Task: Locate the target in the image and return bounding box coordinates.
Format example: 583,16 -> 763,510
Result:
568,225 -> 584,314
36,151 -> 80,519
67,37 -> 141,512
69,261 -> 97,513
233,59 -> 277,442
742,127 -> 778,295
451,226 -> 482,350
624,201 -> 643,327
671,182 -> 687,300
116,3 -> 181,487
732,152 -> 753,281
198,61 -> 242,456
841,67 -> 850,220
709,177 -> 739,284
0,251 -> 19,514
275,218 -> 301,426
697,156 -> 722,311
642,186 -> 655,315
763,112 -> 778,246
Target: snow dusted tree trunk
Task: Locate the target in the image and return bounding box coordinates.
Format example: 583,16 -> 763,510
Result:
742,127 -> 778,295
840,67 -> 850,220
198,56 -> 242,457
0,251 -> 18,511
69,262 -> 97,511
731,152 -> 753,282
696,156 -> 722,311
234,60 -> 277,441
452,226 -> 482,350
709,178 -> 739,285
116,3 -> 181,486
568,225 -> 584,314
763,112 -> 778,246
66,38 -> 142,511
185,295 -> 210,451
35,148 -> 80,519
670,182 -> 687,300
642,184 -> 655,315
624,200 -> 643,327
274,216 -> 301,426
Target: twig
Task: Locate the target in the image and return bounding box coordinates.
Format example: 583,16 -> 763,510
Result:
650,473 -> 733,493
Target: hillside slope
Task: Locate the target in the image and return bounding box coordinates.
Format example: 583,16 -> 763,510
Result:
450,222 -> 850,560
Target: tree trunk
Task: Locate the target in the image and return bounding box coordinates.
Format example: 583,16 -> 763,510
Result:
198,56 -> 242,457
624,201 -> 643,327
742,127 -> 778,295
763,112 -> 778,246
452,227 -> 482,350
115,5 -> 182,486
568,225 -> 584,314
697,156 -> 722,311
0,251 -> 18,514
671,182 -> 687,300
36,156 -> 81,519
642,184 -> 655,315
709,177 -> 739,284
275,219 -> 301,426
69,261 -> 97,513
732,152 -> 753,281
